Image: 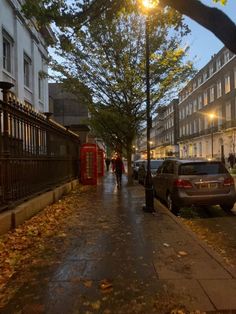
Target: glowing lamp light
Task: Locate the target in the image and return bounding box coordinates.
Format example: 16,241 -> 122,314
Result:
142,0 -> 158,10
209,113 -> 215,121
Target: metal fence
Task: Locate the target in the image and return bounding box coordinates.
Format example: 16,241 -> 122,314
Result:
0,88 -> 80,211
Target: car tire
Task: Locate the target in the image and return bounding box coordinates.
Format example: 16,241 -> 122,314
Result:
167,193 -> 180,215
220,203 -> 234,212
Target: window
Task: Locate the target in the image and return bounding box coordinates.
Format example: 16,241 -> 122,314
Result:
198,95 -> 202,110
162,161 -> 174,174
203,71 -> 208,81
24,54 -> 32,88
209,86 -> 214,102
193,99 -> 197,112
185,105 -> 189,117
209,63 -> 214,76
225,73 -> 231,94
203,91 -> 208,106
179,110 -> 182,120
38,75 -> 43,100
204,116 -> 209,129
199,118 -> 202,132
226,102 -> 231,121
194,120 -> 197,133
189,102 -> 192,115
217,80 -> 222,98
216,57 -> 221,71
2,30 -> 13,73
186,123 -> 189,135
224,50 -> 230,63
198,76 -> 202,85
218,107 -> 223,127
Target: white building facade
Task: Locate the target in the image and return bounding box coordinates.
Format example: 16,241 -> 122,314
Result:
178,47 -> 236,161
0,0 -> 53,112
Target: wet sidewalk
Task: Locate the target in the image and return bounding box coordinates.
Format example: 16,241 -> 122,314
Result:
1,172 -> 236,313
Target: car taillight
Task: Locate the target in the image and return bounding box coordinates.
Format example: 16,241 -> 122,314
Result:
223,177 -> 235,186
174,179 -> 193,189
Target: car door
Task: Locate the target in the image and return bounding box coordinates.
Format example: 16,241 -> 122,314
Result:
160,160 -> 175,201
152,164 -> 163,196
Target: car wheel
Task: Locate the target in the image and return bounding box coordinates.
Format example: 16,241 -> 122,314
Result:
167,193 -> 179,215
220,203 -> 235,212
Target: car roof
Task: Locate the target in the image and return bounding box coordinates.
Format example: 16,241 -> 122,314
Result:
168,158 -> 220,164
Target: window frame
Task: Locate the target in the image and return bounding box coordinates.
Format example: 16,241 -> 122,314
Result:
2,29 -> 14,74
24,53 -> 32,88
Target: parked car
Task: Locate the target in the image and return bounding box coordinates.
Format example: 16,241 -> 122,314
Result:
138,159 -> 164,184
132,159 -> 145,180
152,159 -> 236,214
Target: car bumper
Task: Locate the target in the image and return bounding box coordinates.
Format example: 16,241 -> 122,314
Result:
173,190 -> 236,207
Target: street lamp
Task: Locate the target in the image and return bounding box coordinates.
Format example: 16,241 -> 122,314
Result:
142,0 -> 157,213
209,113 -> 215,159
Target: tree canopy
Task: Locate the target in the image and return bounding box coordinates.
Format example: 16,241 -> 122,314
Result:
48,2 -> 194,183
22,0 -> 236,54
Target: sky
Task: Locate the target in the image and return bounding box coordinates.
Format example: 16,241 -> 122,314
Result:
184,0 -> 236,70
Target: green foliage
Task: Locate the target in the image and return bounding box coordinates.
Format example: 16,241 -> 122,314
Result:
212,0 -> 227,4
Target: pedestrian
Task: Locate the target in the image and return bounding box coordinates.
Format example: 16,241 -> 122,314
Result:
114,154 -> 125,188
111,158 -> 115,172
105,157 -> 111,171
228,153 -> 235,168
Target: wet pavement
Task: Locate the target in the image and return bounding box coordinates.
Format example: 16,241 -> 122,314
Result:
1,172 -> 236,313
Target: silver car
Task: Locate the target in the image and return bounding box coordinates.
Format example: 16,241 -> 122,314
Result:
152,159 -> 236,214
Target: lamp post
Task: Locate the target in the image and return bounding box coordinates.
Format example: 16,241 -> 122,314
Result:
142,0 -> 155,212
209,113 -> 215,159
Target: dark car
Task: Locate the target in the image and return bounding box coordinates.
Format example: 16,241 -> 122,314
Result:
138,159 -> 164,185
152,159 -> 236,214
132,159 -> 145,180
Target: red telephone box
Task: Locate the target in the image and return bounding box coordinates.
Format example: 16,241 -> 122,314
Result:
80,143 -> 98,185
97,148 -> 105,177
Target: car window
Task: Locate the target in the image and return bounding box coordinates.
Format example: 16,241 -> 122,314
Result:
150,160 -> 163,169
179,162 -> 228,175
162,161 -> 174,174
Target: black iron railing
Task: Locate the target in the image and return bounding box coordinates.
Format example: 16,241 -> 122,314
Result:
0,86 -> 80,211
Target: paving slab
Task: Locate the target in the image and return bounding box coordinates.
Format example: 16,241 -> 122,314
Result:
199,279 -> 236,310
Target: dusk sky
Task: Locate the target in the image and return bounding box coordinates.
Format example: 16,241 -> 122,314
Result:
185,0 -> 236,70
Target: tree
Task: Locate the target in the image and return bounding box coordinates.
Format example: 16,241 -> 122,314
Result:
22,0 -> 236,54
49,2 -> 194,184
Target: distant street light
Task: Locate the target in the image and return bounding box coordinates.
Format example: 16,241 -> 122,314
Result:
209,113 -> 215,158
142,0 -> 157,213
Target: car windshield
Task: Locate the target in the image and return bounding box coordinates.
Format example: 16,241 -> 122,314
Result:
179,162 -> 228,175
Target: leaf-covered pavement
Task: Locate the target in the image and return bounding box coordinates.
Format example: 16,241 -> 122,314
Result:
0,185 -> 91,308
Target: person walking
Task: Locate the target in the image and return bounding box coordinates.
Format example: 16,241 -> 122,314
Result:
105,157 -> 111,171
114,155 -> 124,188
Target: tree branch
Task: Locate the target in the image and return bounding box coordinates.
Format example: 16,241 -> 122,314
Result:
161,0 -> 236,54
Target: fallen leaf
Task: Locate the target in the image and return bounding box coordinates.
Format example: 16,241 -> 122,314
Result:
83,280 -> 93,288
178,251 -> 188,256
91,300 -> 101,310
